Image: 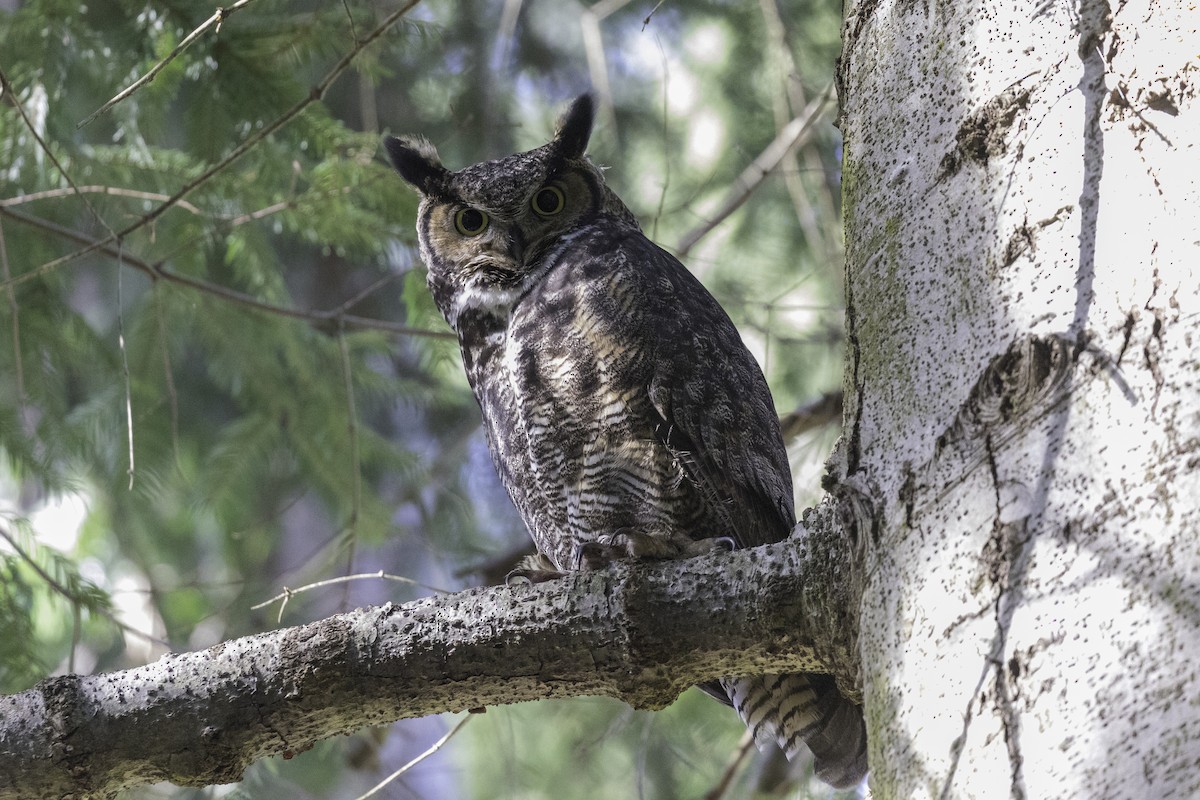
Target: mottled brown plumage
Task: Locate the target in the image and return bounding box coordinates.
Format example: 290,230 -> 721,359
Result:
384,95 -> 866,788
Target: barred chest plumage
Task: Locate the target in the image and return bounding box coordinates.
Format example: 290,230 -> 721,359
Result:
452,226 -> 712,570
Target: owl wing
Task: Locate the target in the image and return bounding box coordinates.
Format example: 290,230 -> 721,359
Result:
630,238 -> 796,549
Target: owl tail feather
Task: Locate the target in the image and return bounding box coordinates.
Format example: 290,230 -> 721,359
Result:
719,673 -> 868,789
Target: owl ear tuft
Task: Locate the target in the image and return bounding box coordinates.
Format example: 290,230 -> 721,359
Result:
384,136 -> 449,195
553,94 -> 595,160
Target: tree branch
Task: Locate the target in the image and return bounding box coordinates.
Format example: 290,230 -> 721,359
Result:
2,0 -> 423,291
780,390 -> 843,439
0,509 -> 860,799
76,0 -> 261,129
676,84 -> 833,257
0,205 -> 454,340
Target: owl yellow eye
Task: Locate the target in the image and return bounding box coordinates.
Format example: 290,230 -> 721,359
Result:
531,186 -> 566,216
454,207 -> 489,236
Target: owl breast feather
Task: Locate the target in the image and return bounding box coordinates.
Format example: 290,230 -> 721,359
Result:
454,221 -> 793,570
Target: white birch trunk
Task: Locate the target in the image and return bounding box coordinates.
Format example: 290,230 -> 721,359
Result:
837,0 -> 1199,796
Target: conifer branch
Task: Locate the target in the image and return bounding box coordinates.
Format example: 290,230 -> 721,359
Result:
3,0 -> 424,291
0,221 -> 22,409
0,186 -> 206,216
77,0 -> 261,129
0,205 -> 453,340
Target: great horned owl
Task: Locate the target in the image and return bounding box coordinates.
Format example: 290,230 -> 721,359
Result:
384,95 -> 867,788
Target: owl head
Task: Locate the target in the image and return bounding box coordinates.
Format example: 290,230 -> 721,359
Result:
385,94 -> 637,329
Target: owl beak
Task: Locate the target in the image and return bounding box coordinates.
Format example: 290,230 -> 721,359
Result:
506,231 -> 527,266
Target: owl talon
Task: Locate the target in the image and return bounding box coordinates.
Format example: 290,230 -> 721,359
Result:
575,529 -> 731,568
573,541 -> 612,571
506,552 -> 566,584
505,567 -> 565,585
572,534 -> 650,569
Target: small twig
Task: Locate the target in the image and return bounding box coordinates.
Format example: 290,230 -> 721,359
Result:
758,0 -> 841,267
224,198 -> 293,227
10,0 -> 424,290
152,283 -> 183,471
336,324 -> 362,611
251,570 -> 451,625
327,271 -> 401,317
778,390 -> 843,440
0,185 -> 206,215
340,0 -> 359,44
0,205 -> 454,340
115,240 -> 136,489
77,0 -> 260,128
703,729 -> 756,800
650,37 -> 670,241
0,220 -> 24,412
642,0 -> 667,29
676,82 -> 834,256
0,70 -> 116,241
353,714 -> 473,800
580,0 -> 629,146
3,67 -> 140,478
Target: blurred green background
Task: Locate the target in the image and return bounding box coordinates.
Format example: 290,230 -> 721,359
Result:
0,1 -> 851,797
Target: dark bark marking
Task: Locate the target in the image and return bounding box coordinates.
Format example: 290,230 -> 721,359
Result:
936,335 -> 1075,458
1003,224 -> 1035,268
1143,309 -> 1166,414
1115,310 -> 1137,366
938,86 -> 1032,180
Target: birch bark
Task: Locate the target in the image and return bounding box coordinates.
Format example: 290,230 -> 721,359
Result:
837,0 -> 1199,796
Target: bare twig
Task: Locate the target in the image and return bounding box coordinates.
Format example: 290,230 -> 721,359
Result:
340,0 -> 359,44
580,0 -> 629,145
152,283 -> 183,471
326,270 -> 401,317
0,205 -> 454,340
251,570 -> 451,624
5,0 -> 424,291
77,0 -> 260,128
0,179 -> 368,230
642,0 -> 667,29
676,83 -> 834,257
353,715 -> 473,800
0,185 -> 206,215
703,730 -> 756,800
336,325 -> 363,611
779,390 -> 843,440
115,241 -> 136,489
650,38 -> 670,241
0,68 -> 118,242
2,67 -> 139,489
758,0 -> 842,269
0,221 -> 23,411
224,198 -> 292,227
